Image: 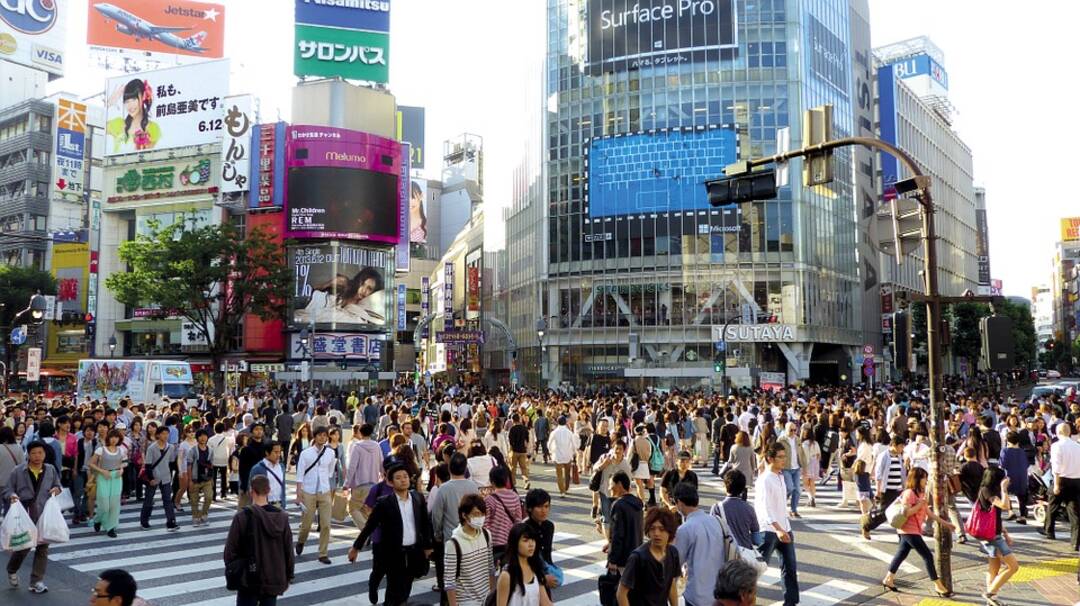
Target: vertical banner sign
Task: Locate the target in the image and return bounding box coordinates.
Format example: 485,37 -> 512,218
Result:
220,95 -> 253,194
396,142 -> 411,271
27,348 -> 42,383
420,276 -> 430,338
467,266 -> 480,313
249,122 -> 285,209
876,63 -> 900,201
54,98 -> 87,197
444,262 -> 454,318
397,284 -> 406,331
975,208 -> 991,288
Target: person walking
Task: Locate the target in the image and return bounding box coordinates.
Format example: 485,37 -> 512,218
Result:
606,471 -> 643,575
495,523 -> 552,606
547,416 -> 579,497
91,568 -> 139,606
507,414 -> 531,490
485,466 -> 523,565
880,467 -> 955,597
249,442 -> 287,508
710,470 -> 759,551
294,427 -> 337,564
140,426 -> 179,531
615,507 -> 681,606
593,440 -> 633,532
208,422 -> 233,501
89,429 -> 126,538
755,442 -> 799,606
431,452 -> 481,601
349,462 -> 435,606
976,467 -> 1020,606
186,429 -> 215,526
443,494 -> 495,606
864,435 -> 906,539
1000,431 -> 1030,524
4,440 -> 62,593
775,423 -> 804,518
672,483 -> 724,606
224,474 -> 295,606
1040,422 -> 1080,547
344,423 -> 383,529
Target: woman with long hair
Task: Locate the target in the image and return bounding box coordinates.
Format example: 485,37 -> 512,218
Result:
299,268 -> 386,325
720,431 -> 756,494
173,424 -> 196,513
495,523 -> 552,606
976,466 -> 1019,605
881,467 -> 954,596
88,429 -> 126,538
289,423 -> 312,471
106,78 -> 160,152
800,424 -> 821,507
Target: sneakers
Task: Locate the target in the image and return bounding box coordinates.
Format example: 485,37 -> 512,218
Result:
8,572 -> 17,588
93,521 -> 101,533
166,523 -> 180,532
193,518 -> 204,528
28,581 -> 47,594
107,529 -> 117,538
140,522 -> 151,531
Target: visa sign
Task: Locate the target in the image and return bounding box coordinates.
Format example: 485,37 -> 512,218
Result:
0,0 -> 57,34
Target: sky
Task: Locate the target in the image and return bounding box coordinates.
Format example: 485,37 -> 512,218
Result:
45,0 -> 1072,299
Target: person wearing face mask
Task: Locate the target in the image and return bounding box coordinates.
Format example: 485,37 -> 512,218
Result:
444,494 -> 495,606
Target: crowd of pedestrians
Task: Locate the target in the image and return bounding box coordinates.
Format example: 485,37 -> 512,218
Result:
0,375 -> 1078,606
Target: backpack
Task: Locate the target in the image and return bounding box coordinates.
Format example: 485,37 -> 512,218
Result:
449,529 -> 491,581
648,435 -> 664,474
826,429 -> 839,454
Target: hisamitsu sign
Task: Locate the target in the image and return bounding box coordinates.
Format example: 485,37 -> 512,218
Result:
711,324 -> 797,343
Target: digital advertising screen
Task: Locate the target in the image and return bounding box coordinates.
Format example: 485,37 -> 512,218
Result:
289,243 -> 392,330
284,125 -> 402,242
586,126 -> 737,218
586,0 -> 737,74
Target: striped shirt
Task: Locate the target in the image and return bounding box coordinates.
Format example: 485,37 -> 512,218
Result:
483,489 -> 523,547
886,454 -> 904,491
443,527 -> 493,606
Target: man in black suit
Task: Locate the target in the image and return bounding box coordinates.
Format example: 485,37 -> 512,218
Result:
349,462 -> 434,606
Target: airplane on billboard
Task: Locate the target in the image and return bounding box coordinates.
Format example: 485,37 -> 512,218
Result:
93,3 -> 210,54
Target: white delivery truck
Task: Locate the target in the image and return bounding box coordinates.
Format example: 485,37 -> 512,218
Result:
77,359 -> 197,408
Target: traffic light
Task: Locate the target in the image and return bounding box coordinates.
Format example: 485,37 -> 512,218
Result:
803,104 -> 834,186
705,167 -> 778,207
892,311 -> 910,371
981,315 -> 1015,372
713,353 -> 726,373
339,359 -> 348,370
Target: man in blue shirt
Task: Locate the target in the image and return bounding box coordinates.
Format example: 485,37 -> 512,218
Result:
378,425 -> 399,458
672,482 -> 727,606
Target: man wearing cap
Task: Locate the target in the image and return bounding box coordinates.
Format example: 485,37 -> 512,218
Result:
548,415 -> 579,497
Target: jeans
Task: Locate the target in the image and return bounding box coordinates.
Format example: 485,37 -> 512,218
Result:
71,470 -> 87,520
888,533 -> 938,579
236,592 -> 277,606
711,444 -> 723,475
782,468 -> 802,513
599,493 -> 613,526
140,481 -> 177,527
759,531 -> 799,606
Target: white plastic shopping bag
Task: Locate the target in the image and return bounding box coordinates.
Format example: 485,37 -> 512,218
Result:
37,496 -> 69,544
1,501 -> 37,551
55,488 -> 75,512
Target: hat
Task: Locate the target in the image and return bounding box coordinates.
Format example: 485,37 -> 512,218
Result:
115,422 -> 127,430
677,450 -> 692,460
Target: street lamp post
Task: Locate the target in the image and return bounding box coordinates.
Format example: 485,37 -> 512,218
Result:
5,293 -> 47,394
299,328 -> 311,392
108,335 -> 117,358
535,318 -> 546,390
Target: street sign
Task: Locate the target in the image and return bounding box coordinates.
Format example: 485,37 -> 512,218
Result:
10,326 -> 26,346
27,348 -> 42,382
863,358 -> 875,378
775,127 -> 790,187
863,344 -> 875,356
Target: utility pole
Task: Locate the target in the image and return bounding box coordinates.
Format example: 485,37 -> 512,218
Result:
707,122 -> 960,589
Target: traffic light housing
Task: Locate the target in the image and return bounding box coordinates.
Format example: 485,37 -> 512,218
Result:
705,168 -> 778,207
981,315 -> 1015,372
803,104 -> 834,186
892,311 -> 910,372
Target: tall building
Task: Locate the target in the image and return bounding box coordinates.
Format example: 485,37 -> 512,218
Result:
1032,284 -> 1054,351
535,0 -> 878,388
1051,222 -> 1080,352
0,99 -> 56,269
873,37 -> 979,299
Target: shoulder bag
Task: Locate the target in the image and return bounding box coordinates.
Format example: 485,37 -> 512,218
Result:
139,445 -> 170,485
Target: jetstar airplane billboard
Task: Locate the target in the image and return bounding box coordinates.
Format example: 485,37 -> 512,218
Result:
87,0 -> 225,60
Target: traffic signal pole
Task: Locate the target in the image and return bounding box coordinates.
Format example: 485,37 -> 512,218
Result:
735,135 -> 955,589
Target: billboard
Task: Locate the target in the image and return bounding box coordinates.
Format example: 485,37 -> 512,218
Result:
289,243 -> 392,330
976,208 -> 991,287
1062,217 -> 1080,243
54,97 -> 87,199
52,242 -> 89,316
586,126 -> 737,218
294,24 -> 389,83
289,332 -> 383,361
0,0 -> 67,78
396,142 -> 410,271
396,105 -> 425,168
876,63 -> 900,201
77,360 -> 148,403
409,178 -> 428,243
87,0 -> 226,60
284,125 -> 402,242
107,155 -> 216,206
220,95 -> 253,194
294,0 -> 390,33
585,0 -> 736,74
104,59 -> 230,156
249,122 -> 286,209
807,14 -> 848,97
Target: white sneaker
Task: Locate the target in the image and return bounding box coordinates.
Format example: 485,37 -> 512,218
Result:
8,572 -> 18,588
28,581 -> 47,594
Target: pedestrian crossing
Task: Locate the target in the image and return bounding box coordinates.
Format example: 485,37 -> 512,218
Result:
41,469 -> 1059,606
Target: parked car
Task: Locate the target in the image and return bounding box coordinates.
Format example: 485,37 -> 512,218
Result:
1030,384 -> 1067,401
1046,369 -> 1062,379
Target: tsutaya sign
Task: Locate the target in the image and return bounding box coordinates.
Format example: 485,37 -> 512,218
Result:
712,324 -> 797,342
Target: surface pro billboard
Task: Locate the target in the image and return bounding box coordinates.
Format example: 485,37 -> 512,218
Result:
586,0 -> 737,74
284,125 -> 402,243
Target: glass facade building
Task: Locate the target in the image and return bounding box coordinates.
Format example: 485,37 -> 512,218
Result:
542,0 -> 871,388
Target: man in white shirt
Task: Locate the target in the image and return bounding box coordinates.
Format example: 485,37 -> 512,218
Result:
547,416 -> 580,497
754,442 -> 798,606
294,427 -> 338,564
1042,423 -> 1080,547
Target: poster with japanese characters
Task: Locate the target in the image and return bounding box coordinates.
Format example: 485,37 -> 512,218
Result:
53,97 -> 87,200
220,95 -> 252,194
103,59 -> 230,156
293,24 -> 389,83
288,243 -> 393,330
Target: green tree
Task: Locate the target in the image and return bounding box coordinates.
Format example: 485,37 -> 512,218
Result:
105,216 -> 290,385
996,299 -> 1037,371
951,302 -> 989,362
0,265 -> 57,327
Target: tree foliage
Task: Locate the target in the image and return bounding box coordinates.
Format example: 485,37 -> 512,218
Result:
0,265 -> 57,326
105,215 -> 290,365
909,298 -> 1037,371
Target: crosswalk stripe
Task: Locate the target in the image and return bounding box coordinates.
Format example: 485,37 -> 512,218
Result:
770,579 -> 867,606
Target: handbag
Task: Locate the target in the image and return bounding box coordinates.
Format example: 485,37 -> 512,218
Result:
713,502 -> 768,574
885,497 -> 909,529
965,501 -> 998,541
331,492 -> 348,522
589,468 -> 604,492
571,461 -> 580,484
225,507 -> 259,590
598,571 -> 620,606
544,560 -> 565,587
139,445 -> 170,485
